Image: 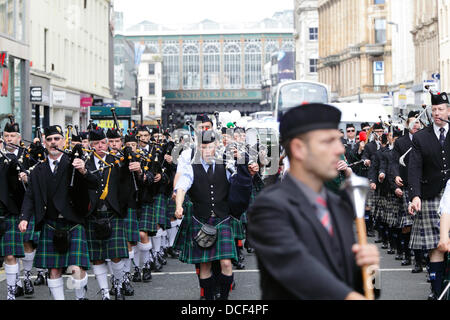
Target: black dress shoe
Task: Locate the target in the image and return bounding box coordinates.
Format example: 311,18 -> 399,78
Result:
113,281 -> 125,301
15,285 -> 24,298
232,259 -> 245,270
23,276 -> 35,295
34,273 -> 46,286
142,264 -> 152,282
427,292 -> 437,300
395,253 -> 403,260
387,248 -> 396,254
381,243 -> 389,249
151,257 -> 163,272
199,296 -> 206,300
246,247 -> 255,254
401,258 -> 412,266
122,274 -> 135,296
367,230 -> 375,237
374,238 -> 383,244
238,248 -> 245,263
132,267 -> 142,282
157,252 -> 167,266
411,263 -> 423,273
167,247 -> 179,259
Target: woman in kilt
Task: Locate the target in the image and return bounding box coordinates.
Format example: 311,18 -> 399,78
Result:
174,131 -> 252,300
408,91 -> 450,300
19,125 -> 93,300
84,128 -> 137,300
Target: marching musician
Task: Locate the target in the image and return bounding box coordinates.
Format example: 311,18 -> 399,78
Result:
391,111 -> 422,270
247,103 -> 380,300
19,125 -> 92,300
0,121 -> 39,299
408,91 -> 450,300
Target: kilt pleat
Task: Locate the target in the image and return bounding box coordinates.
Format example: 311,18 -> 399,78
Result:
124,208 -> 140,243
178,215 -> 237,264
230,216 -> 245,240
86,211 -> 129,261
33,219 -> 90,269
139,204 -> 157,233
398,191 -> 414,228
409,191 -> 443,250
384,194 -> 399,227
152,194 -> 168,229
173,199 -> 193,252
23,215 -> 40,244
0,215 -> 25,258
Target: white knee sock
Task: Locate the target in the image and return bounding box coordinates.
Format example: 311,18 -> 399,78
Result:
151,236 -> 161,253
92,263 -> 109,291
22,251 -> 36,274
47,277 -> 65,300
168,221 -> 178,246
161,230 -> 168,249
132,245 -> 140,269
72,273 -> 88,300
111,260 -> 125,288
124,250 -> 134,274
138,242 -> 152,266
106,259 -> 113,277
5,263 -> 19,288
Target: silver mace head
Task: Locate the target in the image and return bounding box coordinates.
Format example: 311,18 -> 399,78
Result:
344,173 -> 370,219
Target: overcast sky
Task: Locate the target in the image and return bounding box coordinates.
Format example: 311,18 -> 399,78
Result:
114,0 -> 294,28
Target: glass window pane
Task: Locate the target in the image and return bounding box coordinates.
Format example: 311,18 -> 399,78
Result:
162,43 -> 179,90
224,41 -> 241,89
6,0 -> 13,37
0,0 -> 6,34
15,0 -> 24,41
203,42 -> 220,89
182,42 -> 200,90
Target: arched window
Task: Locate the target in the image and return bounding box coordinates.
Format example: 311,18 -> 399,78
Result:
182,42 -> 200,90
265,41 -> 279,63
203,42 -> 220,89
281,40 -> 294,52
145,41 -> 159,54
244,41 -> 262,89
162,44 -> 179,90
224,42 -> 241,89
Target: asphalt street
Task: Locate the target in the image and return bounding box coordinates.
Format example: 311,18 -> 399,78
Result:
0,238 -> 432,300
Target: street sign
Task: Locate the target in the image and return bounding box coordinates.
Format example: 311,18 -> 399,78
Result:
30,86 -> 42,102
432,73 -> 440,80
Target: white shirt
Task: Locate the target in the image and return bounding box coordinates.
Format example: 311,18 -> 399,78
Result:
439,179 -> 450,215
433,123 -> 449,141
48,154 -> 63,173
6,149 -> 19,157
94,155 -> 107,171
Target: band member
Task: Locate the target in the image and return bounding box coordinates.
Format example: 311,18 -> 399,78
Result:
408,91 -> 450,299
174,130 -> 252,300
0,122 -> 39,299
84,128 -> 135,300
391,111 -> 422,269
344,123 -> 357,160
248,103 -> 379,299
19,125 -> 92,300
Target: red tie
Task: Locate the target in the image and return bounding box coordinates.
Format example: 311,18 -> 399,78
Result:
316,196 -> 333,236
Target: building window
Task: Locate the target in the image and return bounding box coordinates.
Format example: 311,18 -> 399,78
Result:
203,42 -> 220,89
374,19 -> 386,43
182,43 -> 200,90
309,27 -> 318,41
373,61 -> 385,86
224,42 -> 241,89
0,0 -> 26,41
309,59 -> 318,73
148,63 -> 155,75
162,44 -> 179,90
265,41 -> 279,64
149,82 -> 155,95
244,41 -> 262,89
148,103 -> 155,115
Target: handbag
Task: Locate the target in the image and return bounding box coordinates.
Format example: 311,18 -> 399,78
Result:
194,223 -> 217,249
93,216 -> 114,240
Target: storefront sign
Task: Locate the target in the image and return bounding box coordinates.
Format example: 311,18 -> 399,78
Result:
30,86 -> 42,102
164,90 -> 262,101
53,90 -> 66,103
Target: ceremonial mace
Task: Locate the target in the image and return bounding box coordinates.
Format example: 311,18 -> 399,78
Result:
345,173 -> 375,300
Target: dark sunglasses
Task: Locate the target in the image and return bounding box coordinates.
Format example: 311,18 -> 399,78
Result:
347,129 -> 355,132
46,137 -> 62,142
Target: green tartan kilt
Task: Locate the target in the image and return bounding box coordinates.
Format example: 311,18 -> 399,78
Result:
23,215 -> 40,244
33,219 -> 90,269
172,199 -> 193,252
86,211 -> 129,261
139,204 -> 157,233
0,215 -> 25,258
152,194 -> 169,229
124,208 -> 140,243
177,215 -> 237,264
240,187 -> 257,225
230,216 -> 245,240
166,198 -> 176,225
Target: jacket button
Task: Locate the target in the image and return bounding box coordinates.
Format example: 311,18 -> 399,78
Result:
44,206 -> 47,210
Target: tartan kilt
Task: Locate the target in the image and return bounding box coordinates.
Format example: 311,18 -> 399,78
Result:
178,215 -> 237,264
152,194 -> 168,229
384,194 -> 400,228
124,208 -> 140,243
86,212 -> 129,261
230,216 -> 245,240
373,194 -> 385,222
366,189 -> 377,210
34,219 -> 90,269
139,204 -> 157,233
240,189 -> 256,225
0,215 -> 25,258
173,199 -> 193,251
398,191 -> 414,228
409,191 -> 443,250
23,215 -> 40,244
183,198 -> 193,218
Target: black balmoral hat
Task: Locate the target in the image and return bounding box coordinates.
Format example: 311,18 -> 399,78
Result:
4,122 -> 20,133
89,128 -> 106,141
106,128 -> 121,139
431,92 -> 449,105
196,114 -> 212,124
44,125 -> 64,137
280,103 -> 341,143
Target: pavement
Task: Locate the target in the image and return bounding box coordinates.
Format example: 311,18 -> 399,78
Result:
0,238 -> 433,300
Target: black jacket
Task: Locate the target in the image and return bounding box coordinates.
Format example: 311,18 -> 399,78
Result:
248,174 -> 363,300
408,126 -> 450,200
20,154 -> 93,230
391,134 -> 412,186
